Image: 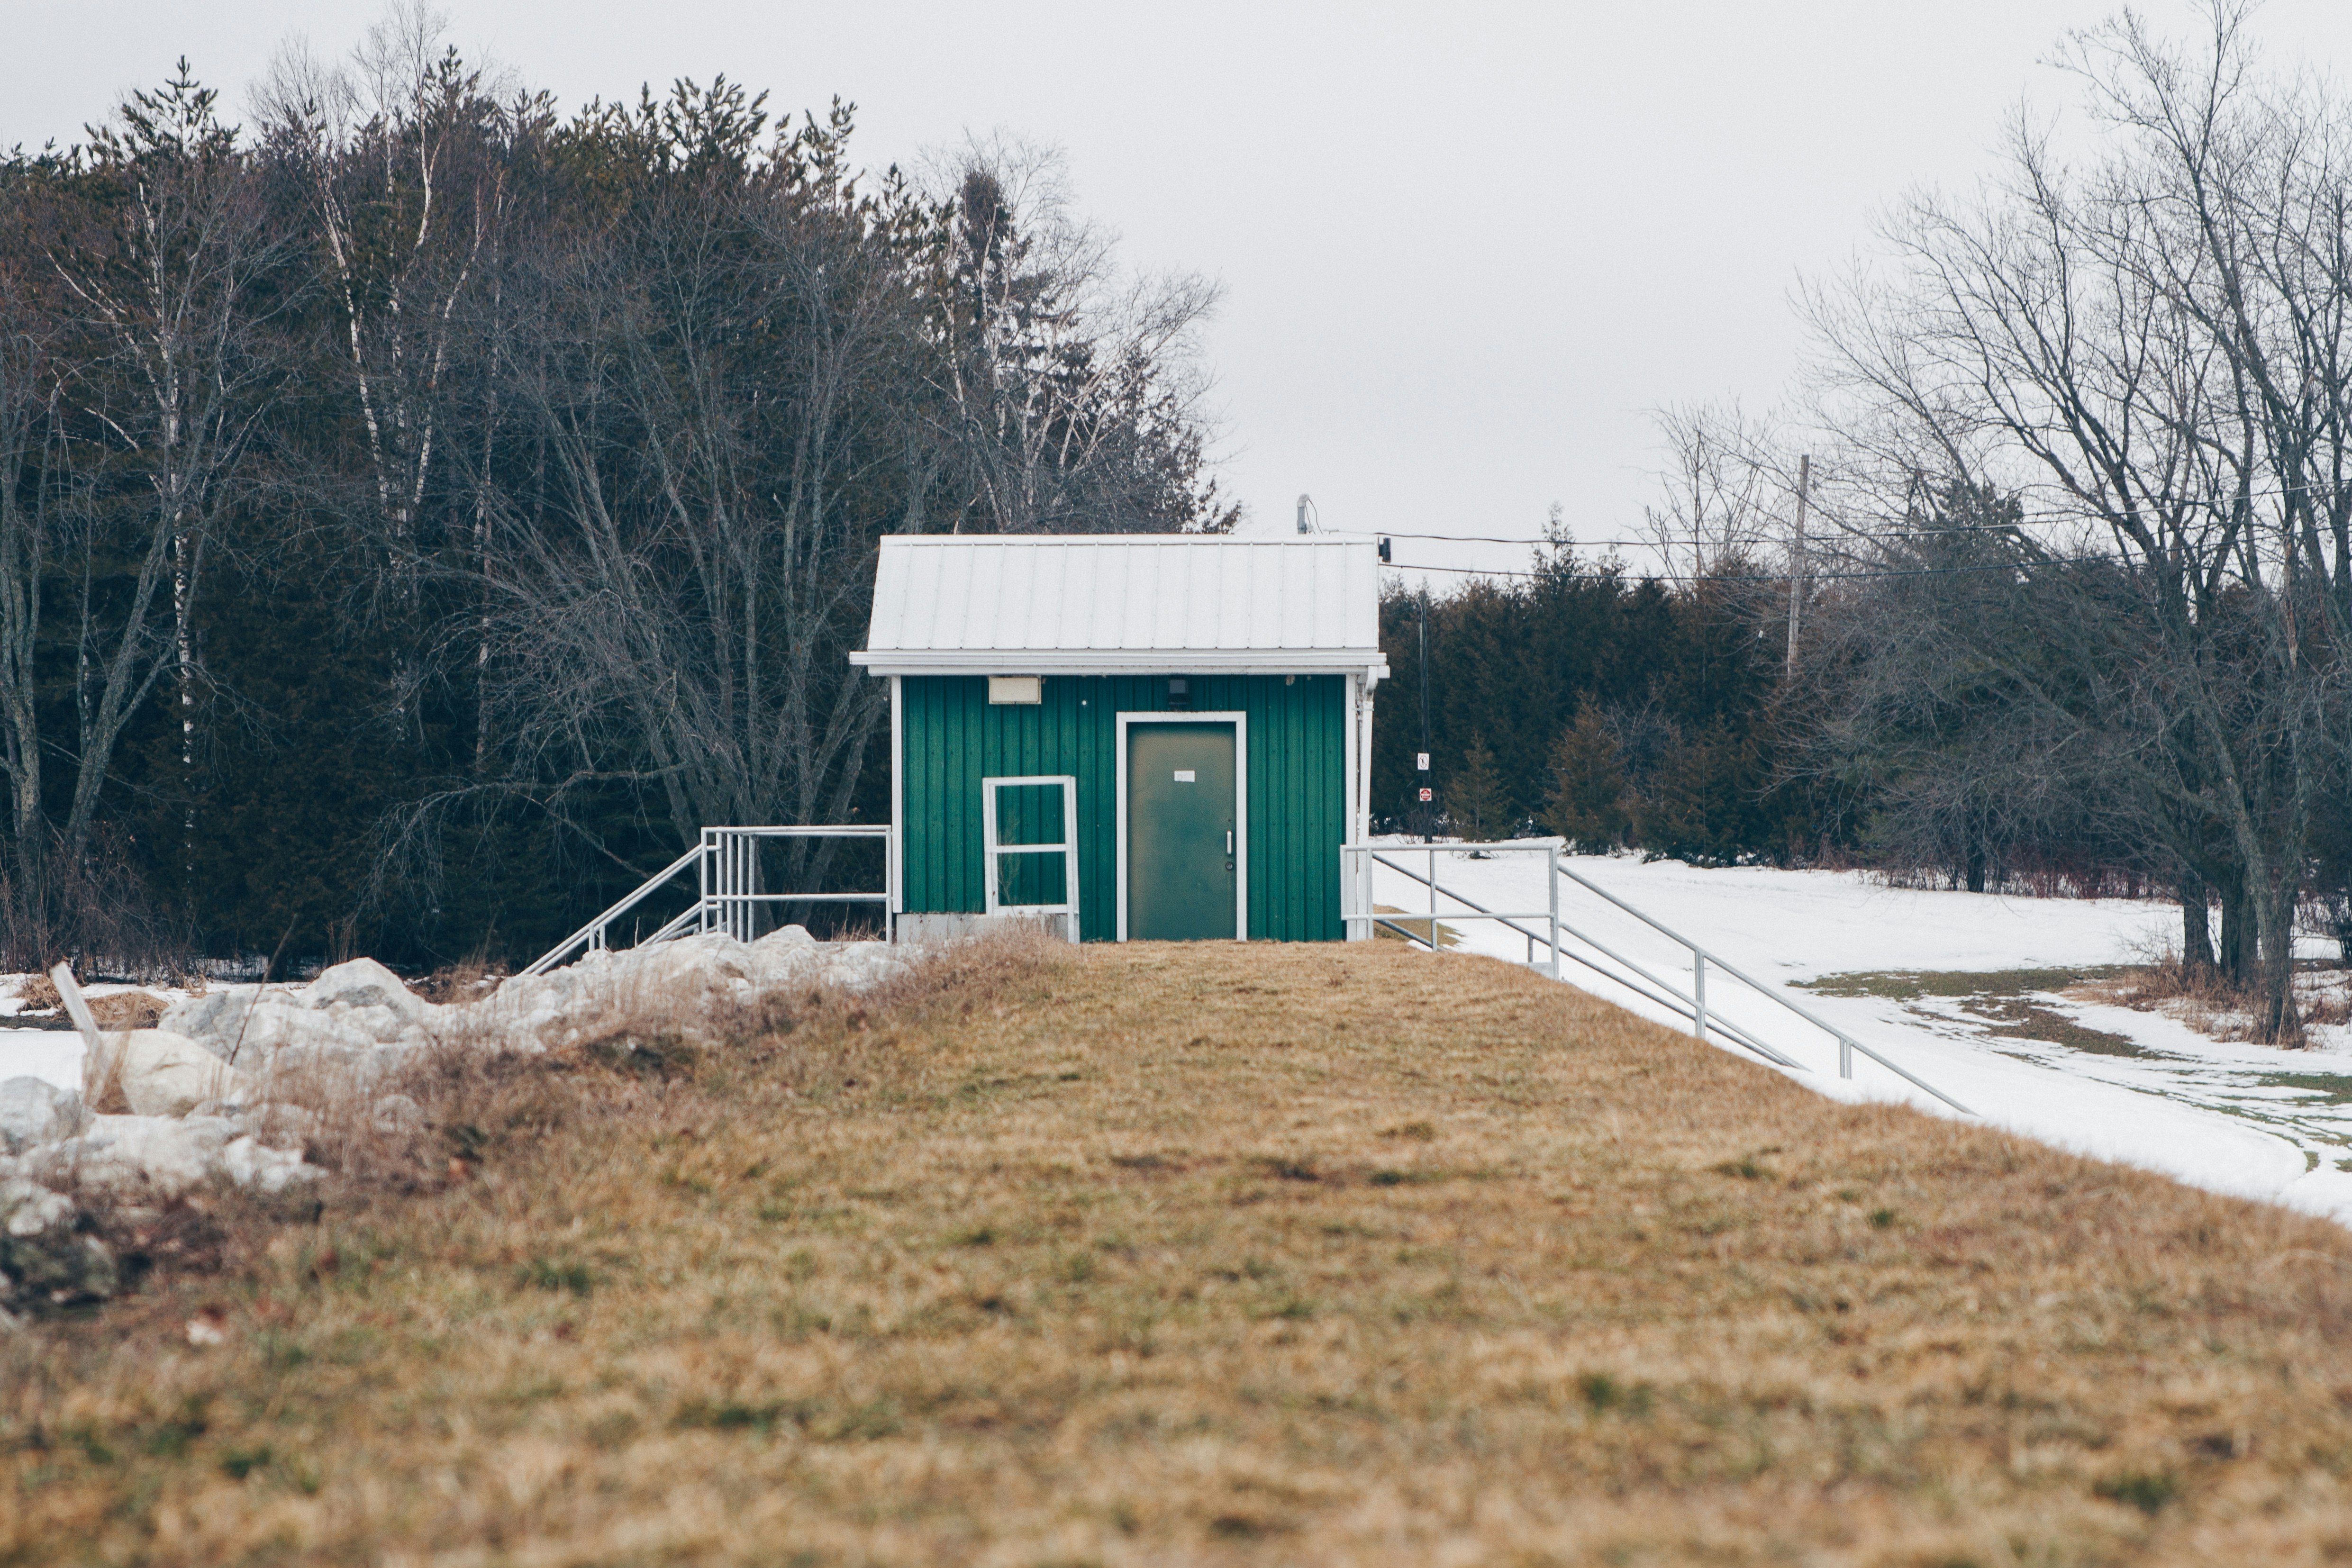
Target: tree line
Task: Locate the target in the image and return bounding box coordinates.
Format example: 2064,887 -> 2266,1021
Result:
1394,5 -> 2352,1044
0,11 -> 1229,972
1370,540 -> 1803,867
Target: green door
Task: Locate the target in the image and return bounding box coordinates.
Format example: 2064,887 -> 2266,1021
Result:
1126,722 -> 1238,940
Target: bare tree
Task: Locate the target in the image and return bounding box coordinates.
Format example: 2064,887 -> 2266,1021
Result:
1806,2 -> 2352,1039
37,68 -> 291,884
0,268 -> 53,866
1640,401 -> 1789,583
374,88 -> 929,912
926,134 -> 1232,534
256,8 -> 520,629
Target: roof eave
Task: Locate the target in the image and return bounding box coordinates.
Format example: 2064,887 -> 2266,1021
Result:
851,649 -> 1389,679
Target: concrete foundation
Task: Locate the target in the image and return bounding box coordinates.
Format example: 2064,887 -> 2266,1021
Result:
893,912 -> 1073,945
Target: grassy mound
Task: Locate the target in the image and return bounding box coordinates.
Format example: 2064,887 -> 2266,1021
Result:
9,939 -> 2352,1564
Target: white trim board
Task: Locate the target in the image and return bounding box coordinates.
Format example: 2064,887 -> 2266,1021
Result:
888,675 -> 903,914
850,651 -> 1388,679
1113,710 -> 1248,943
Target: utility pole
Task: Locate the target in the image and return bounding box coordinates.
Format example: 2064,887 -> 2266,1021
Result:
1417,589 -> 1434,842
1785,453 -> 1810,679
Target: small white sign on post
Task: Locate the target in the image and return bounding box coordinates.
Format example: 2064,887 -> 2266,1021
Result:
1416,752 -> 1430,771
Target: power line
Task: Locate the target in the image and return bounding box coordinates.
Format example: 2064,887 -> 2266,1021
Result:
1377,485 -> 2352,553
1380,555 -> 2116,584
1371,514 -> 2257,550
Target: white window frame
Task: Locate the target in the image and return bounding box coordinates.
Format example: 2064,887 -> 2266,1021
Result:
980,775 -> 1081,942
1113,710 -> 1248,943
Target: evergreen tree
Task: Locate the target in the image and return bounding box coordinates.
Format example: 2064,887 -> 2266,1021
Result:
1449,733 -> 1510,842
1637,716 -> 1762,866
1544,708 -> 1630,852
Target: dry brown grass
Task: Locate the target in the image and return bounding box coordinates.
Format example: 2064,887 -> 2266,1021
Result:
1371,902 -> 1461,947
405,957 -> 507,1007
84,990 -> 165,1030
2071,955 -> 2352,1044
11,938 -> 2352,1564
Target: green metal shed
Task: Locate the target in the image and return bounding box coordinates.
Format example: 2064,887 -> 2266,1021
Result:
850,535 -> 1389,943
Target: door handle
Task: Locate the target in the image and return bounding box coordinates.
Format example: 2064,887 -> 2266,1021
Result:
1226,830 -> 1234,854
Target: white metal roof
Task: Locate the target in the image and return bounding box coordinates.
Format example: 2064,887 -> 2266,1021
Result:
850,535 -> 1389,680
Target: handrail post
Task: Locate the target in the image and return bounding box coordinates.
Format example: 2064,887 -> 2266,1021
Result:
1428,845 -> 1438,949
1839,1035 -> 1853,1079
1692,952 -> 1707,1039
1547,845 -> 1561,979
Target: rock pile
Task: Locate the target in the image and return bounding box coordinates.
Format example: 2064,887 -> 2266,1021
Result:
0,925 -> 907,1321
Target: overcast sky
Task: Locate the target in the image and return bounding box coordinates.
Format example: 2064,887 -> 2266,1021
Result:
10,2 -> 2352,583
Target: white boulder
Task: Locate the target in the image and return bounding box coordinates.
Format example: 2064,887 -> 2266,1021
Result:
221,1135 -> 317,1194
306,958 -> 436,1025
455,924 -> 906,1052
0,1077 -> 85,1153
39,1115 -> 236,1197
96,1031 -> 251,1118
332,1003 -> 414,1043
161,978 -> 429,1055
1,1177 -> 73,1238
33,1114 -> 309,1198
222,1003 -> 378,1076
369,1093 -> 423,1135
0,1176 -> 114,1307
155,985 -> 264,1049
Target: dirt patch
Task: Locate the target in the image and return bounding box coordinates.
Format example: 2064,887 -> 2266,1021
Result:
1800,965 -> 2126,1001
1960,996 -> 2150,1056
1803,966 -> 2150,1056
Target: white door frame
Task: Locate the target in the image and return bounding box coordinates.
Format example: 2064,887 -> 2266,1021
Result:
1115,710 -> 1248,942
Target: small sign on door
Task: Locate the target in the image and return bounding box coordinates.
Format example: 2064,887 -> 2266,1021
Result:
1173,769 -> 1196,782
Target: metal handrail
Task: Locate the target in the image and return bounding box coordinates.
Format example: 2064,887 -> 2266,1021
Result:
1342,839 -> 1971,1116
1549,859 -> 1973,1115
523,825 -> 894,976
1364,849 -> 1802,1071
1343,839 -> 1563,979
521,844 -> 705,977
701,825 -> 894,945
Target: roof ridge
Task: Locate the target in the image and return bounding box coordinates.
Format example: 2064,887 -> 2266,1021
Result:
876,534 -> 1371,546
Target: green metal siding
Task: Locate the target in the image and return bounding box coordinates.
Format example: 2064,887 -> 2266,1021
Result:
898,674 -> 1348,941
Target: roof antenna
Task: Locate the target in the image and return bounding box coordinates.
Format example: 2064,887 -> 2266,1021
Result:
1296,494 -> 1316,535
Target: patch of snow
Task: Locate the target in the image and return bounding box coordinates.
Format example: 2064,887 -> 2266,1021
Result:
0,1030 -> 90,1098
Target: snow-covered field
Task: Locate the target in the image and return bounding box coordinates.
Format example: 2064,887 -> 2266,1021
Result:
1368,842 -> 2352,1227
